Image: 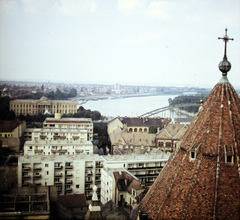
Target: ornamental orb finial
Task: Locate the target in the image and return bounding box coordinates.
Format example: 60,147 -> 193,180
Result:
218,28 -> 234,76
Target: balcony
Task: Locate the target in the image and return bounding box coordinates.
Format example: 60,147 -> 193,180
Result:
33,174 -> 41,179
54,173 -> 62,177
34,182 -> 42,186
34,150 -> 43,154
57,188 -> 62,193
96,173 -> 101,176
65,173 -> 73,177
22,175 -> 30,179
65,180 -> 73,185
65,188 -> 72,192
85,165 -> 93,168
85,180 -> 92,183
85,187 -> 92,191
22,166 -> 31,171
86,173 -> 93,176
65,165 -> 73,169
54,181 -> 62,185
33,167 -> 42,171
54,166 -> 63,170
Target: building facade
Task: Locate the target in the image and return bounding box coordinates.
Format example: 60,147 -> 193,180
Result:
156,122 -> 189,152
9,97 -> 78,116
18,154 -> 103,202
0,121 -> 27,151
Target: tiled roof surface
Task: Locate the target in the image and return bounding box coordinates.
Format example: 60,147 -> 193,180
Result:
0,121 -> 23,132
109,127 -> 156,147
113,171 -> 142,194
137,82 -> 240,219
110,117 -> 171,127
156,123 -> 189,140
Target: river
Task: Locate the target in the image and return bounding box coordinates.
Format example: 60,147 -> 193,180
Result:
79,95 -> 191,119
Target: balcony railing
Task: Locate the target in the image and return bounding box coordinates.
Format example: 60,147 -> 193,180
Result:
65,173 -> 73,177
65,165 -> 73,169
54,181 -> 62,185
33,174 -> 41,179
22,175 -> 30,179
22,167 -> 31,171
54,166 -> 63,170
65,188 -> 72,192
54,173 -> 62,177
33,167 -> 42,171
65,180 -> 73,185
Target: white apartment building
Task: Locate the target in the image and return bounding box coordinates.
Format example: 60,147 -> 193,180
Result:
24,128 -> 93,156
43,117 -> 93,141
18,153 -> 170,204
101,153 -> 170,204
18,154 -> 103,203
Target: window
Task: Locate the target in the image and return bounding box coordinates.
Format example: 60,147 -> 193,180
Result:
45,171 -> 49,175
190,152 -> 195,159
29,146 -> 32,150
45,164 -> 48,167
227,156 -> 232,163
76,185 -> 79,188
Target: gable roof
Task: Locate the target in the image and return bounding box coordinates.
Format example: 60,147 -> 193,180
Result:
156,123 -> 189,140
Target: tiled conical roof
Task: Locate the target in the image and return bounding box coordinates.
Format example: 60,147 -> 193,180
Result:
136,30 -> 240,219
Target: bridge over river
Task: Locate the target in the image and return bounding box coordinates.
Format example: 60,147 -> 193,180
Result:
139,103 -> 201,123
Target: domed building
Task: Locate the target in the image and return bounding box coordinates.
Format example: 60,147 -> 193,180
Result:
133,29 -> 240,219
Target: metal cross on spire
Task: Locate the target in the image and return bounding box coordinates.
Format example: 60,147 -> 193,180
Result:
218,28 -> 234,60
218,29 -> 234,78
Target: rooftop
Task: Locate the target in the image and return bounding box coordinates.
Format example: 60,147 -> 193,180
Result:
101,153 -> 170,163
0,120 -> 24,132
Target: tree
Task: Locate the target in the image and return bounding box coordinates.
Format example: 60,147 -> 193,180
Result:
69,88 -> 77,97
149,126 -> 158,134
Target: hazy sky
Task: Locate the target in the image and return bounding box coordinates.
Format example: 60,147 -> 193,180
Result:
0,0 -> 239,87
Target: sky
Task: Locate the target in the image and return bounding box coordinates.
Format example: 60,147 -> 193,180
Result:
0,0 -> 239,88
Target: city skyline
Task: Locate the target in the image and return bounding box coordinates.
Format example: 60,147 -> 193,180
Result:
0,0 -> 240,87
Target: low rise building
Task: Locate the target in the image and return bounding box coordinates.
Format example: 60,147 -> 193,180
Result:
0,120 -> 26,151
101,168 -> 144,211
156,122 -> 189,152
107,117 -> 171,135
109,127 -> 157,154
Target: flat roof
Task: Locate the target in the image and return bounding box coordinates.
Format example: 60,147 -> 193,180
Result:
19,154 -> 103,163
24,140 -> 93,146
44,117 -> 92,123
28,128 -> 88,133
101,153 -> 170,163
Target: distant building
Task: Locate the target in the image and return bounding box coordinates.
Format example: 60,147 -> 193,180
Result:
9,97 -> 78,116
0,120 -> 26,151
109,127 -> 157,155
107,117 -> 171,135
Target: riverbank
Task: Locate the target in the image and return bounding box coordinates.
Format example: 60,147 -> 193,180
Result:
173,107 -> 197,118
72,92 -> 182,105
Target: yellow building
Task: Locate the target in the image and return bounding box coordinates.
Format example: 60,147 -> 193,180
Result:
9,97 -> 78,116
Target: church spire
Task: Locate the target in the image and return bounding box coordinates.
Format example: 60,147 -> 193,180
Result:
218,28 -> 234,83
